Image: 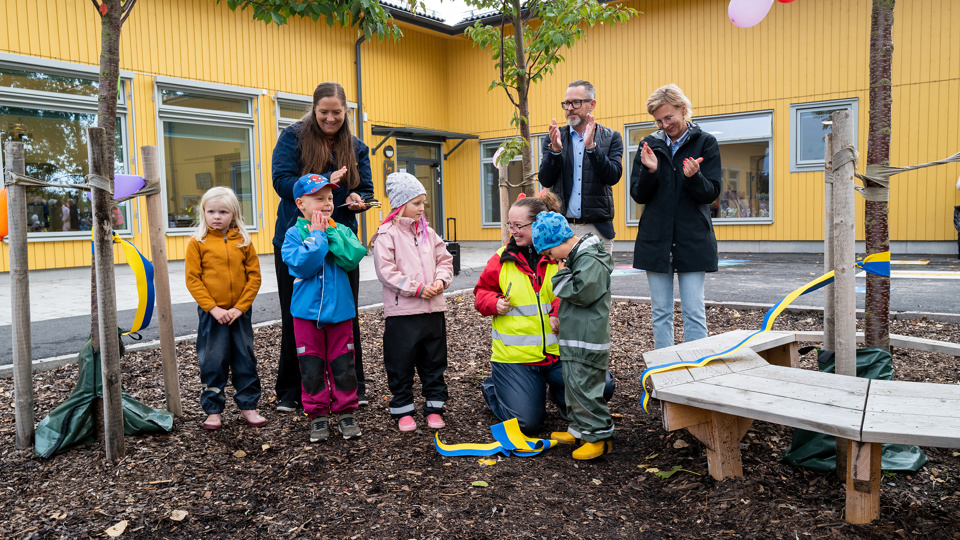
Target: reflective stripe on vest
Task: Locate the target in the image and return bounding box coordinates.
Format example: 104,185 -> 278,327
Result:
503,303 -> 554,317
491,247 -> 559,364
492,328 -> 560,347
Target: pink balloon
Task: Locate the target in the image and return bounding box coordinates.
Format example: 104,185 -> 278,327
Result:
777,0 -> 796,3
728,0 -> 774,28
86,174 -> 146,201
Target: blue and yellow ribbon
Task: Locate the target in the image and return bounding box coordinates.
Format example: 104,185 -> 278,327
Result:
435,418 -> 557,457
92,232 -> 155,335
638,252 -> 891,413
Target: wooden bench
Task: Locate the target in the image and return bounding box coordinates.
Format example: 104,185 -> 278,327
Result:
644,330 -> 960,523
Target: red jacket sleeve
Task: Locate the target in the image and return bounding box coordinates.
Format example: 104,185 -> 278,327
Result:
473,252 -> 505,317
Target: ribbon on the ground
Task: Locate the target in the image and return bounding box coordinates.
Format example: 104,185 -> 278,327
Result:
435,418 -> 557,457
92,232 -> 155,335
638,252 -> 891,413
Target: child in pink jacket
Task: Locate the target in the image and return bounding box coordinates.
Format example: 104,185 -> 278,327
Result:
372,172 -> 454,432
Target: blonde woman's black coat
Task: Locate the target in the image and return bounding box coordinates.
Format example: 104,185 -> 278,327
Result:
629,122 -> 721,274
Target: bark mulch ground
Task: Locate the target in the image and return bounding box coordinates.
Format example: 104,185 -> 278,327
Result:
3,295 -> 960,539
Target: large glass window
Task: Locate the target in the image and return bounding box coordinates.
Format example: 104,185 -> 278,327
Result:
0,62 -> 131,237
624,125 -> 658,223
158,85 -> 257,231
790,99 -> 857,172
625,112 -> 773,224
480,136 -> 543,226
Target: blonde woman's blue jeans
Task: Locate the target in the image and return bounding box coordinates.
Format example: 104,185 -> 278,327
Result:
646,270 -> 707,349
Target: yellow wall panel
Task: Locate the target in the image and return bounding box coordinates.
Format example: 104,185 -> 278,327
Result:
1,0 -> 959,269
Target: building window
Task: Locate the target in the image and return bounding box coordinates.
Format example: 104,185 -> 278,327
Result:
275,93 -> 358,136
480,136 -> 544,226
625,112 -> 773,224
0,59 -> 132,238
157,82 -> 258,231
624,125 -> 658,224
790,98 -> 857,172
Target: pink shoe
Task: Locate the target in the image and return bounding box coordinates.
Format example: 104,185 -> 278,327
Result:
426,414 -> 445,429
239,410 -> 267,427
397,415 -> 417,432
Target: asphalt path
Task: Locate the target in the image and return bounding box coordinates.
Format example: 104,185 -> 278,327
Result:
2,252 -> 958,366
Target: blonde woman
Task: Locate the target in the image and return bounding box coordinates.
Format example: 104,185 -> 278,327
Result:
630,84 -> 722,349
185,187 -> 265,430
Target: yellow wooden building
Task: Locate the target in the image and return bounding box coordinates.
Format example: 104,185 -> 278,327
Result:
1,0 -> 958,271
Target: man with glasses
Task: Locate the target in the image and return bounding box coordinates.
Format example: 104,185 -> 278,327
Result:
538,80 -> 623,254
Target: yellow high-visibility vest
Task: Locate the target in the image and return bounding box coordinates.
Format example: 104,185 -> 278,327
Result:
491,247 -> 560,364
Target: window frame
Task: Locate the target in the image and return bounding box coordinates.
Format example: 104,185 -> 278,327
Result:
155,78 -> 260,235
0,53 -> 135,241
790,98 -> 858,172
624,110 -> 775,226
478,135 -> 544,228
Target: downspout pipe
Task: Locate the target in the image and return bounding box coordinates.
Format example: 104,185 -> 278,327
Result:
355,35 -> 368,245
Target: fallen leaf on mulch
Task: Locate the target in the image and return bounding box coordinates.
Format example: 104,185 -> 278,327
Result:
234,450 -> 246,458
170,510 -> 188,522
262,444 -> 271,451
105,520 -> 127,537
673,439 -> 690,449
472,481 -> 489,488
478,458 -> 497,466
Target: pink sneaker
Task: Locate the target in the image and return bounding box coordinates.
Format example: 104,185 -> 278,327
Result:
426,414 -> 445,429
397,415 -> 417,432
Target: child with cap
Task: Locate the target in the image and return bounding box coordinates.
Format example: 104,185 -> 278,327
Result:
281,171 -> 367,442
372,172 -> 454,432
532,211 -> 615,460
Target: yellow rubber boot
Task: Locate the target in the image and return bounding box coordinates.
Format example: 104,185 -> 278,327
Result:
550,432 -> 578,445
572,440 -> 612,460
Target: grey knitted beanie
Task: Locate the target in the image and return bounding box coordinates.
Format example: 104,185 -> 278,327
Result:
385,172 -> 427,210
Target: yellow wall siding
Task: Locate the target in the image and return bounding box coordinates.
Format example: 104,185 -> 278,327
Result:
2,0 -> 959,271
441,0 -> 959,244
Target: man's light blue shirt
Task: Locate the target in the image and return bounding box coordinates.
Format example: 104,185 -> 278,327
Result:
566,128 -> 586,218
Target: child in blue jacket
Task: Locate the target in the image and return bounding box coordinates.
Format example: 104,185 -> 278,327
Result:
281,172 -> 367,443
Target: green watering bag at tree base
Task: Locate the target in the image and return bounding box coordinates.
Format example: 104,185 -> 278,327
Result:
34,333 -> 174,459
781,347 -> 927,472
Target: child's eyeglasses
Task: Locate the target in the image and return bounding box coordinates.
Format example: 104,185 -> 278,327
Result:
507,222 -> 532,232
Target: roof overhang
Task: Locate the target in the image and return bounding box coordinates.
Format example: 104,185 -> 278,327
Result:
370,125 -> 478,160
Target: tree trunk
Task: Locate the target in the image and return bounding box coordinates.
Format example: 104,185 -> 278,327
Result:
94,0 -> 126,460
92,0 -> 123,351
511,1 -> 534,198
864,0 -> 895,350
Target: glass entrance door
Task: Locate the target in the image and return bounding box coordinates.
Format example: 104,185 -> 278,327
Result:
396,141 -> 443,236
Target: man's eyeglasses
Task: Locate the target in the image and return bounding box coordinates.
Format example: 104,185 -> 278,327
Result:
560,99 -> 590,110
507,222 -> 532,232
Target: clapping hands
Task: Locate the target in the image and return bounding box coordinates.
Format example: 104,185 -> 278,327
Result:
640,142 -> 657,173
548,119 -> 562,153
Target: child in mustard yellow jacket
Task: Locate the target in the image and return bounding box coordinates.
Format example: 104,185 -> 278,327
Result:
185,187 -> 265,431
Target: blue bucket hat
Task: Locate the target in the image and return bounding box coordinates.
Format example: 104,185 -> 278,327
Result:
532,211 -> 574,253
293,173 -> 339,200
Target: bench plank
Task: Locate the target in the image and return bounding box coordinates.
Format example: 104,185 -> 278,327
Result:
679,348 -> 734,381
656,379 -> 865,439
708,370 -> 868,410
744,364 -> 868,393
861,412 -> 960,448
867,379 -> 960,401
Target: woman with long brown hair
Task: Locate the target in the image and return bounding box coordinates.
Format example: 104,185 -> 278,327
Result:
272,82 -> 374,412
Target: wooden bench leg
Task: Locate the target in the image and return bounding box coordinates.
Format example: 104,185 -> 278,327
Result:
759,342 -> 800,368
683,410 -> 752,480
845,440 -> 881,524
